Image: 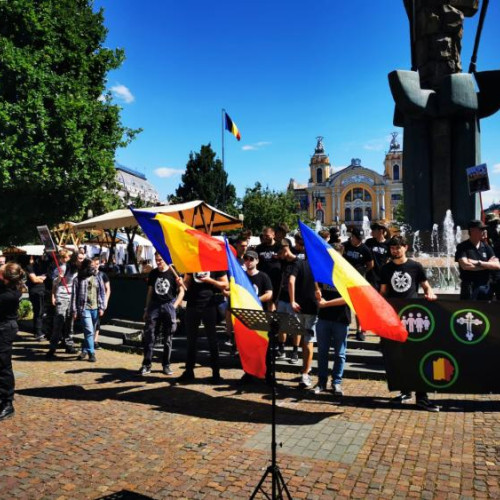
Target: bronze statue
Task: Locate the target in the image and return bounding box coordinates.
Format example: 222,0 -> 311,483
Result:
389,0 -> 500,229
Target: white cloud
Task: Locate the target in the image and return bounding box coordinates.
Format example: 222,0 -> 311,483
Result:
482,183 -> 500,207
111,84 -> 135,104
242,141 -> 271,152
154,167 -> 184,178
492,163 -> 500,174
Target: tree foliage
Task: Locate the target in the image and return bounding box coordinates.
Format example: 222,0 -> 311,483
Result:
240,182 -> 299,234
393,196 -> 405,225
175,144 -> 237,214
0,0 -> 140,244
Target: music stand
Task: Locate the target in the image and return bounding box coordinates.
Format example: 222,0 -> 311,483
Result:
232,308 -> 305,500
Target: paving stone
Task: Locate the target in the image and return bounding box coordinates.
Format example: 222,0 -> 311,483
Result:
1,331 -> 499,499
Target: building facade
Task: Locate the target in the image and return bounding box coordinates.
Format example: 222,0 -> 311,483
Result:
289,134 -> 403,226
115,164 -> 160,205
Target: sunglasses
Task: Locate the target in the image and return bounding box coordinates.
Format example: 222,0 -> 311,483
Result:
243,256 -> 255,261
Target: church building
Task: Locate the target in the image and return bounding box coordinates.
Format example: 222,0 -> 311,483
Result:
289,134 -> 403,226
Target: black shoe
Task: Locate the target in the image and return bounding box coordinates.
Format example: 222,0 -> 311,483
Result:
162,365 -> 174,375
77,352 -> 87,361
289,351 -> 299,364
46,349 -> 57,359
391,392 -> 412,403
211,372 -> 223,384
355,331 -> 366,341
0,401 -> 15,421
94,342 -> 102,350
88,353 -> 96,363
139,365 -> 152,375
35,334 -> 46,342
416,398 -> 440,412
275,350 -> 286,360
65,346 -> 77,354
177,371 -> 195,384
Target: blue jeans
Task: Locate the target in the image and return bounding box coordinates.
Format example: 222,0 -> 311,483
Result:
80,309 -> 98,355
316,319 -> 348,386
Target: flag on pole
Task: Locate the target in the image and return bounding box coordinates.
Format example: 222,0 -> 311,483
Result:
224,112 -> 241,141
131,209 -> 231,273
225,239 -> 268,378
298,220 -> 408,342
130,207 -> 173,265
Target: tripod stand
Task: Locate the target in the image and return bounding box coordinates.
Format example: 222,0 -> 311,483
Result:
232,309 -> 303,500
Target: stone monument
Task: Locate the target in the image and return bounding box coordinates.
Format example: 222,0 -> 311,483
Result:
389,0 -> 500,229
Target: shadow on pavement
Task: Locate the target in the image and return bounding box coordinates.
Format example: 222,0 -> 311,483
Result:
16,366 -> 339,425
96,491 -> 155,500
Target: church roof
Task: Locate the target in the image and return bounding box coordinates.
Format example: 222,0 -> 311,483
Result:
327,158 -> 386,186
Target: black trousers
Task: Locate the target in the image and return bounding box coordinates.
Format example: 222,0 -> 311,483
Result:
29,291 -> 45,337
142,302 -> 177,366
185,306 -> 219,374
0,320 -> 17,403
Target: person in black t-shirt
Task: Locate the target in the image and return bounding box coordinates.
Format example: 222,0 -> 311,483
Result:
455,219 -> 500,300
343,228 -> 374,341
0,263 -> 25,421
289,257 -> 318,388
314,242 -> 351,396
26,256 -> 48,340
365,222 -> 390,290
380,235 -> 439,412
138,253 -> 184,376
177,269 -> 228,384
256,227 -> 282,303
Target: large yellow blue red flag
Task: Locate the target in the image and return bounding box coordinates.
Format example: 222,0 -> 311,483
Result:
299,220 -> 407,342
131,208 -> 230,273
225,239 -> 268,379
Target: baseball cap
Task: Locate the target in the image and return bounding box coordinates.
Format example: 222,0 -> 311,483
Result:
244,250 -> 258,260
350,228 -> 362,239
467,219 -> 487,230
370,222 -> 387,231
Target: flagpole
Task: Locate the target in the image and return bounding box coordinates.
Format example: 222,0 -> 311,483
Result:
221,108 -> 226,208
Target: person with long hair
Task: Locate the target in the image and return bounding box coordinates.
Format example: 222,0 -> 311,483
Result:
0,263 -> 25,421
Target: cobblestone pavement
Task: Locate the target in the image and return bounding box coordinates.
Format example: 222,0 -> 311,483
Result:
1,331 -> 499,500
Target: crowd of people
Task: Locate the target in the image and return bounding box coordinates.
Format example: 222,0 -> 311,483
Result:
0,214 -> 499,421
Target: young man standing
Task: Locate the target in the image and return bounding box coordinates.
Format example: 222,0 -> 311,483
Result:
365,222 -> 390,291
380,235 -> 439,412
139,252 -> 184,376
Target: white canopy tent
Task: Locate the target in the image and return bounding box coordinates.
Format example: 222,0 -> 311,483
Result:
73,200 -> 242,234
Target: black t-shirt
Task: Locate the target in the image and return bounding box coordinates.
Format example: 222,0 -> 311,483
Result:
99,270 -> 110,285
185,271 -> 226,308
364,237 -> 389,281
380,259 -> 427,299
147,267 -> 178,304
455,240 -> 495,286
290,259 -> 318,315
248,271 -> 273,299
317,283 -> 351,325
342,241 -> 373,275
256,243 -> 282,293
278,259 -> 298,303
26,263 -> 46,294
0,283 -> 21,322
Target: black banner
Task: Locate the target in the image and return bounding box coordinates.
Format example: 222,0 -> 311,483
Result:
383,299 -> 500,393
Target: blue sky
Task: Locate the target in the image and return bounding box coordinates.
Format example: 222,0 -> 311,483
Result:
95,0 -> 500,208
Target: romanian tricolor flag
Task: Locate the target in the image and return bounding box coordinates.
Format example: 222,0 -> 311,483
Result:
130,207 -> 173,265
131,208 -> 230,273
299,220 -> 408,342
224,111 -> 241,141
225,240 -> 268,379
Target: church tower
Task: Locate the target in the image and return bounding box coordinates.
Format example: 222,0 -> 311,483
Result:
384,132 -> 403,181
310,136 -> 331,184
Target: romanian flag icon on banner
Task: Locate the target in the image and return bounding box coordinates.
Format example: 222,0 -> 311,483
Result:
225,240 -> 268,379
131,208 -> 230,273
298,220 -> 408,342
224,111 -> 241,141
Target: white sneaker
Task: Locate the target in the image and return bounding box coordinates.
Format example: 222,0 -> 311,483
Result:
333,384 -> 344,396
313,384 -> 326,394
300,373 -> 312,388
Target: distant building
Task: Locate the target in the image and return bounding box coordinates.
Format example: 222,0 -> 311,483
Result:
115,164 -> 160,204
288,134 -> 403,226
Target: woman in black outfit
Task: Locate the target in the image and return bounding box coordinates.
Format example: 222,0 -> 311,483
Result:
0,262 -> 24,421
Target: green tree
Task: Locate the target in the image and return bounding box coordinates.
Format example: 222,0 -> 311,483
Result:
240,182 -> 299,234
393,196 -> 405,225
0,0 -> 140,244
175,144 -> 237,213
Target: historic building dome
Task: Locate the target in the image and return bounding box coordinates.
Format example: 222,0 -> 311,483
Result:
289,134 -> 403,226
